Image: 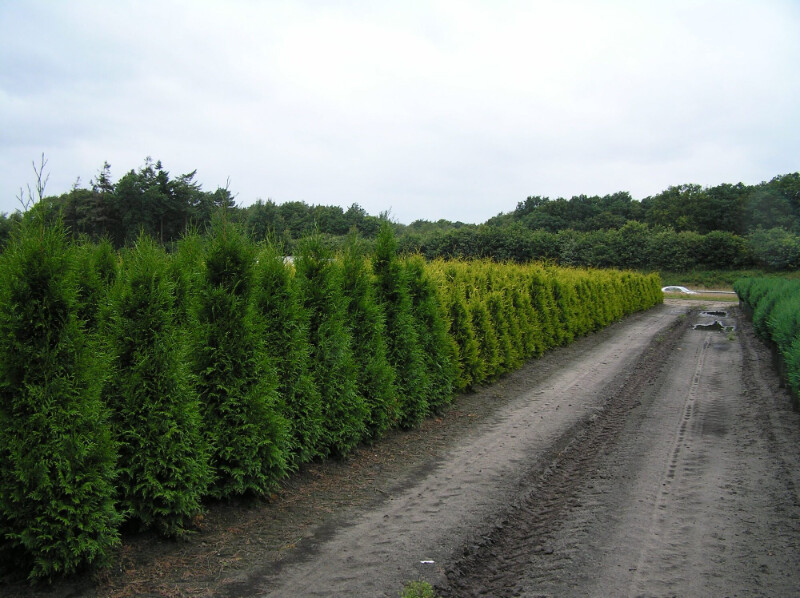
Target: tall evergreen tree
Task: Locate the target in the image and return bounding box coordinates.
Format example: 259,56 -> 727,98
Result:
0,218 -> 119,580
192,219 -> 288,497
252,243 -> 323,466
296,234 -> 368,456
102,235 -> 211,536
373,223 -> 430,427
342,233 -> 399,438
404,254 -> 457,412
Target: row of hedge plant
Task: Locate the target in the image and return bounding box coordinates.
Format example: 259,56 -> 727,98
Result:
0,215 -> 662,582
734,277 -> 800,403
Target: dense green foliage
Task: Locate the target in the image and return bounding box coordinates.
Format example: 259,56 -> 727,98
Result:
296,234 -> 368,456
102,236 -> 210,536
342,234 -> 399,438
0,214 -> 662,582
735,278 -> 800,403
191,219 -> 288,498
4,158 -> 799,272
0,218 -> 120,580
374,223 -> 431,428
252,243 -> 323,467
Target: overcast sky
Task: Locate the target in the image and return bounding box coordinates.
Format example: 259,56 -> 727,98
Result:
2,1 -> 799,224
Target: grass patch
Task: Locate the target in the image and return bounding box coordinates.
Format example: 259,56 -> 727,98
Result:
401,580 -> 438,598
662,291 -> 739,302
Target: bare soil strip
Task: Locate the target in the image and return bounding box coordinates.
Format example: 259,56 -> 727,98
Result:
6,301 -> 799,597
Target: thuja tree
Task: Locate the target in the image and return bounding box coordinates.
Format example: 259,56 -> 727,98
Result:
192,220 -> 288,497
252,243 -> 323,466
102,235 -> 211,536
468,295 -> 499,381
0,218 -> 119,581
404,255 -> 457,413
342,233 -> 399,438
73,237 -> 118,332
373,223 -> 430,427
295,234 -> 367,456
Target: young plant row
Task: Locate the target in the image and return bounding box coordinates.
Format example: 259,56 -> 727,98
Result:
734,277 -> 800,403
426,260 -> 662,390
0,216 -> 661,582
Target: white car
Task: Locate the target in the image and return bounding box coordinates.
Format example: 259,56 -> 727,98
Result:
661,286 -> 698,294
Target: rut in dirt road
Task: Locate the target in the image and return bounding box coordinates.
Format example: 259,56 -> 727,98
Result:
237,303 -> 800,597
440,305 -> 800,598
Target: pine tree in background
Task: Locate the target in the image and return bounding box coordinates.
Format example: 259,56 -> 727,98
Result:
192,219 -> 288,497
342,233 -> 399,438
252,242 -> 323,466
0,218 -> 119,581
373,222 -> 430,427
296,234 -> 368,456
102,235 -> 211,536
404,255 -> 457,413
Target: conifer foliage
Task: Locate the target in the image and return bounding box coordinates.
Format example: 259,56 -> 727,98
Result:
0,218 -> 120,581
252,243 -> 323,466
373,223 -> 431,427
342,234 -> 399,438
0,213 -> 664,583
191,220 -> 288,497
102,235 -> 210,536
296,234 -> 368,456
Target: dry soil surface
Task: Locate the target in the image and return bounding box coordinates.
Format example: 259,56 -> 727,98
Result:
6,300 -> 800,597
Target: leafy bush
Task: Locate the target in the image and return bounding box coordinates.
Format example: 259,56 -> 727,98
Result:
736,277 -> 800,404
0,218 -> 120,581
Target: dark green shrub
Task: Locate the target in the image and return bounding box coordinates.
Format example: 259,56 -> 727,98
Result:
373,223 -> 431,427
296,234 -> 368,455
487,290 -> 522,374
192,219 -> 288,497
404,255 -> 456,413
72,237 -> 117,331
0,218 -> 120,581
102,235 -> 211,536
468,296 -> 499,381
446,283 -> 482,391
253,243 -> 323,466
342,234 -> 399,438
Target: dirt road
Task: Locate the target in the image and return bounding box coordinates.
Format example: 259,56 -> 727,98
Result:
239,301 -> 800,597
8,300 -> 799,597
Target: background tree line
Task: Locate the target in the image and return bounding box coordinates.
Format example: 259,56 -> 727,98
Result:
2,158 -> 798,270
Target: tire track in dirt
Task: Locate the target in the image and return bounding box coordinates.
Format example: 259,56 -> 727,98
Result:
249,306 -> 691,597
438,306 -> 690,597
441,304 -> 800,598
